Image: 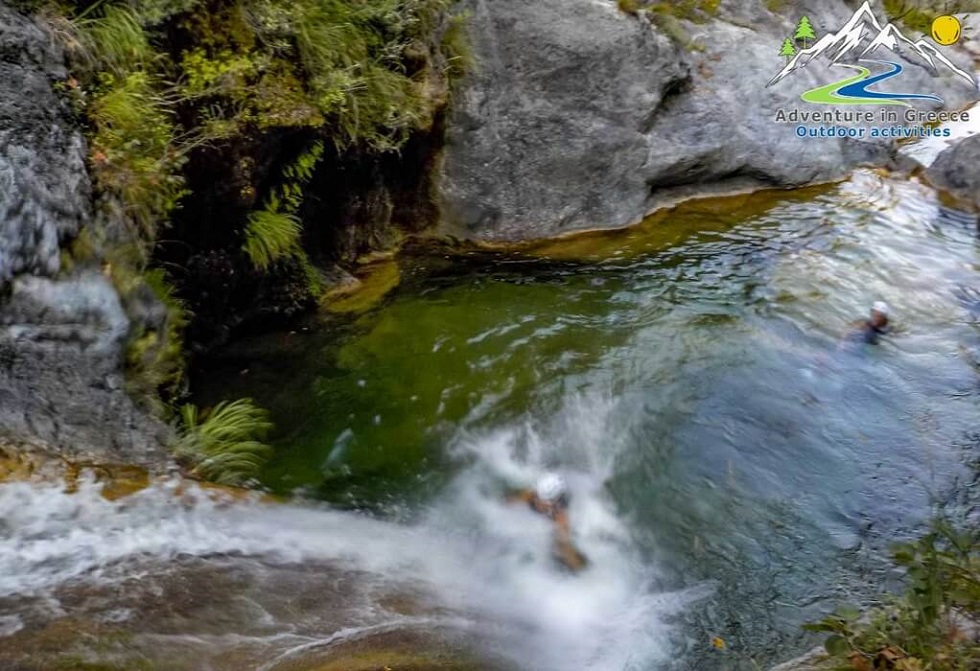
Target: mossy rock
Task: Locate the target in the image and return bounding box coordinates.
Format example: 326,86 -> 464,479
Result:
322,257 -> 402,314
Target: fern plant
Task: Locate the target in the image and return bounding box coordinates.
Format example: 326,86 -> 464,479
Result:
174,398 -> 274,486
243,205 -> 303,271
242,141 -> 324,271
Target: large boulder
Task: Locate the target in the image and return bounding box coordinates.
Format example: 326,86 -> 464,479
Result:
439,0 -> 979,240
0,1 -> 168,465
926,134 -> 980,211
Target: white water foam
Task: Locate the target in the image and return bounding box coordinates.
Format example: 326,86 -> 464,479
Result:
0,392 -> 701,670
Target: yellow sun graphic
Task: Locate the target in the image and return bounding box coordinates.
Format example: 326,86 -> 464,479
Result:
931,15 -> 962,46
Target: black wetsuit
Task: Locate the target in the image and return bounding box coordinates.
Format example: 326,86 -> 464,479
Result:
859,320 -> 889,344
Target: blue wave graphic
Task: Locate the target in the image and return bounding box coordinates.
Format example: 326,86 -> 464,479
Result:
835,60 -> 943,103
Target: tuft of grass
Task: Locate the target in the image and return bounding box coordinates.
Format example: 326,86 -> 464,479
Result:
73,5 -> 154,77
86,71 -> 186,245
174,398 -> 274,486
243,206 -> 302,271
442,12 -> 472,82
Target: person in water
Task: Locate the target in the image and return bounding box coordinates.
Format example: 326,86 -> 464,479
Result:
849,301 -> 891,344
509,473 -> 587,571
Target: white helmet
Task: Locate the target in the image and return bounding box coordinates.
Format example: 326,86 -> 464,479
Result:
534,473 -> 568,503
872,301 -> 889,316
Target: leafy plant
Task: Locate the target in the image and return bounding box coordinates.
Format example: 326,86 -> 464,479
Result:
617,0 -> 643,15
73,4 -> 153,77
805,520 -> 980,671
41,0 -> 464,419
174,398 -> 274,486
243,206 -> 302,271
243,141 -> 324,271
247,0 -> 453,150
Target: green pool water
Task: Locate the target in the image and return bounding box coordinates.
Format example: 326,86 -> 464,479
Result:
195,170 -> 980,669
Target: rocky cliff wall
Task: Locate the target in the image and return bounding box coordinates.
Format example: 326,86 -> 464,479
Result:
439,0 -> 979,240
0,1 -> 168,464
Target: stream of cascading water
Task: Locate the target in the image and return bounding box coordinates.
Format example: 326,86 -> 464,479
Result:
0,389 -> 702,671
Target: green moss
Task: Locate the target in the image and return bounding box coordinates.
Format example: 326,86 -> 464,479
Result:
442,12 -> 473,82
649,0 -> 720,23
36,0 -> 466,421
649,10 -> 703,50
117,264 -> 189,415
323,257 -> 402,314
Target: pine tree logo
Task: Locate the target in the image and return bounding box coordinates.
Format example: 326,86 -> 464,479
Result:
794,16 -> 816,49
780,37 -> 797,61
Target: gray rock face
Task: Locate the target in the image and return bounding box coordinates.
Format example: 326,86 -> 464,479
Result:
439,0 -> 979,240
927,134 -> 980,210
439,0 -> 688,240
0,273 -> 171,463
0,2 -> 89,281
0,2 -> 168,465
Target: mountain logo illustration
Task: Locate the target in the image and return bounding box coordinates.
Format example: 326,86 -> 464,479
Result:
768,1 -> 978,106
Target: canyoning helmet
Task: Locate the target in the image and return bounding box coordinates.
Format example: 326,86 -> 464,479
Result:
872,301 -> 889,316
535,473 -> 569,506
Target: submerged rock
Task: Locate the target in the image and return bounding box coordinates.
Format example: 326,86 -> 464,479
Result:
439,0 -> 978,240
0,1 -> 168,465
927,135 -> 980,213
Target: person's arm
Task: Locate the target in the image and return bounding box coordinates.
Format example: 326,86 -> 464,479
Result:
507,489 -> 534,505
551,509 -> 587,571
553,508 -> 571,544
